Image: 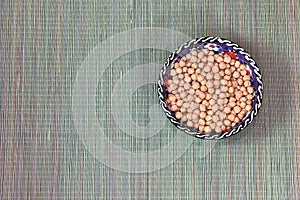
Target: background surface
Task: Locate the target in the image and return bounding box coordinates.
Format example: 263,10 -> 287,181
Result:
1,0 -> 300,199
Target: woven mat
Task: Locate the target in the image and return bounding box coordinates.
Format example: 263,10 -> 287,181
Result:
1,1 -> 299,199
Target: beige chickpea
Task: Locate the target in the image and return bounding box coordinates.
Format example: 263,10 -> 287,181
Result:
246,94 -> 253,100
203,66 -> 211,73
200,85 -> 208,92
199,118 -> 206,126
197,75 -> 204,82
198,52 -> 204,59
234,117 -> 240,123
240,97 -> 247,102
199,104 -> 206,112
235,91 -> 243,99
176,99 -> 183,107
170,69 -> 177,76
207,55 -> 214,62
219,112 -> 227,121
214,80 -> 221,88
175,112 -> 183,119
232,71 -> 240,78
228,101 -> 236,108
206,80 -> 214,88
206,73 -> 213,80
180,107 -> 186,113
215,89 -> 221,95
219,62 -> 226,69
237,79 -> 243,85
234,61 -> 241,68
190,102 -> 198,110
208,51 -> 215,56
240,64 -> 246,70
224,107 -> 231,114
193,109 -> 200,115
181,116 -> 187,122
240,70 -> 247,76
205,94 -> 212,100
244,80 -> 251,87
191,50 -> 198,56
233,106 -> 242,114
245,104 -> 252,111
188,68 -> 195,75
215,126 -> 222,133
200,111 -> 207,119
191,74 -> 197,81
178,73 -> 184,79
179,60 -> 186,67
217,99 -> 224,106
223,55 -> 231,63
212,104 -> 219,112
220,79 -> 227,85
211,64 -> 219,73
203,48 -> 210,55
227,114 -> 235,122
198,62 -> 204,68
228,86 -> 234,94
216,56 -> 223,63
195,97 -> 201,103
243,76 -> 250,81
198,125 -> 205,132
170,104 -> 178,111
221,86 -> 228,92
219,70 -> 225,77
183,83 -> 191,90
201,56 -> 207,63
187,120 -> 194,128
186,95 -> 194,102
176,67 -> 183,74
208,88 -> 215,94
182,102 -> 189,109
179,92 -> 187,99
219,93 -> 226,99
224,120 -> 231,126
191,63 -> 198,69
192,81 -> 200,89
224,75 -> 231,81
224,68 -> 231,76
229,66 -> 235,73
207,110 -> 213,116
247,87 -> 254,94
184,76 -> 192,83
214,74 -> 221,81
186,53 -> 192,60
198,91 -> 206,99
188,89 -> 195,95
204,126 -> 212,133
205,115 -> 212,122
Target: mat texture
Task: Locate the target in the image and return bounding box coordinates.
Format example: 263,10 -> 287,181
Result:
1,0 -> 300,199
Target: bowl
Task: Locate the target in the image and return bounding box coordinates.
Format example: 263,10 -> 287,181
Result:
158,37 -> 263,139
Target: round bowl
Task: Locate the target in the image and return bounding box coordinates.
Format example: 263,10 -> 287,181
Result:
158,37 -> 263,139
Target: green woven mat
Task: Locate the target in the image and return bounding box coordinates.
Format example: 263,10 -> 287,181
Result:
1,0 -> 299,199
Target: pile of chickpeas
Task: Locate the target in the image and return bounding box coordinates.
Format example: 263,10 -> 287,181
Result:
165,48 -> 254,134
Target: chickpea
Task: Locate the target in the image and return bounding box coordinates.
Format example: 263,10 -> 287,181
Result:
179,60 -> 185,67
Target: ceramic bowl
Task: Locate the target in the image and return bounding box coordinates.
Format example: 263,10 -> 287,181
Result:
158,37 -> 263,139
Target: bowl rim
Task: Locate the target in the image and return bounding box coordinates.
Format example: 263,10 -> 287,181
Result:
157,36 -> 263,140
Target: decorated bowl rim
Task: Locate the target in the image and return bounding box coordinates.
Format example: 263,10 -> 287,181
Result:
157,36 -> 263,140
